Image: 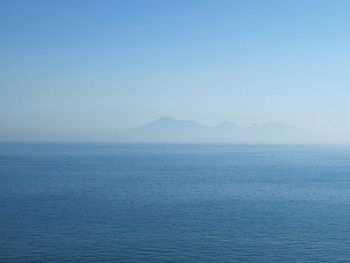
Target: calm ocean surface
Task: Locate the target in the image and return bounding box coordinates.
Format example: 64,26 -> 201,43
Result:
1,143 -> 350,262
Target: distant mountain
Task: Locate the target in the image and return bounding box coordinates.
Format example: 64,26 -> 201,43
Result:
110,116 -> 316,143
135,116 -> 205,130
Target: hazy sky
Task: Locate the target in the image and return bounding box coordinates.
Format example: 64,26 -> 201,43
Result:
1,0 -> 350,135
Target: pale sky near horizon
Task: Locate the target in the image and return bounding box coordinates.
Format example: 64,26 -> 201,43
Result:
1,0 -> 350,135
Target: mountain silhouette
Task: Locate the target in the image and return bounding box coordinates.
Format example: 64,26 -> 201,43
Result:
136,116 -> 205,130
109,116 -> 315,143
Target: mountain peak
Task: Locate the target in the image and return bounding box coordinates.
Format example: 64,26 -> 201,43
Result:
156,116 -> 177,122
149,116 -> 178,124
137,116 -> 203,130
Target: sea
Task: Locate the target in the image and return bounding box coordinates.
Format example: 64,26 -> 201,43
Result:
1,143 -> 350,262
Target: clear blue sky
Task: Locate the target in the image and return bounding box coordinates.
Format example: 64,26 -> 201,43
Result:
1,0 -> 350,135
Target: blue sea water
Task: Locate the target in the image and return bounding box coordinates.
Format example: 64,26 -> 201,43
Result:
1,143 -> 350,262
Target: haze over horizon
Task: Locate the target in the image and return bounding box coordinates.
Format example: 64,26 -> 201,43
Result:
1,115 -> 350,144
2,0 -> 350,141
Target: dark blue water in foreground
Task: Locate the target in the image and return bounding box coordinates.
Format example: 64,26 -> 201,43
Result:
1,143 -> 350,262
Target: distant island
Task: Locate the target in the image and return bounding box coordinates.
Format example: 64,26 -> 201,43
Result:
105,116 -> 324,144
